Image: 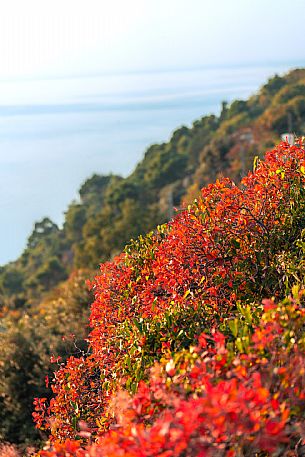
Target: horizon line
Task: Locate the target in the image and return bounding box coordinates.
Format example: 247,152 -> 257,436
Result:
0,58 -> 304,84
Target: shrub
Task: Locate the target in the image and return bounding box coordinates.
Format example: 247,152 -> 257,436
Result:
35,141 -> 305,455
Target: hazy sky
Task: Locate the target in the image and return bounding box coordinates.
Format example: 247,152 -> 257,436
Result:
1,0 -> 305,80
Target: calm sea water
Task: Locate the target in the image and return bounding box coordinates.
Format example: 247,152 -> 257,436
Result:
0,62 -> 303,264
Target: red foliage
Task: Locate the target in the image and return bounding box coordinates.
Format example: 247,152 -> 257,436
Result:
34,141 -> 305,454
40,297 -> 305,456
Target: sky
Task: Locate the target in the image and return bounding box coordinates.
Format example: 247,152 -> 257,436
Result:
1,0 -> 305,80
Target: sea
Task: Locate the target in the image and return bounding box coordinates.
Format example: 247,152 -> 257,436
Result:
0,61 -> 304,265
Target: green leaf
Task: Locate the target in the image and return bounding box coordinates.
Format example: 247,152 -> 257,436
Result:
228,318 -> 238,337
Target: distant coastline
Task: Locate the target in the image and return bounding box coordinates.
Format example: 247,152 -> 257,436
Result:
0,61 -> 304,264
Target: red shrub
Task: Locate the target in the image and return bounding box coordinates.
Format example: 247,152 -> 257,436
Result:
35,142 -> 305,455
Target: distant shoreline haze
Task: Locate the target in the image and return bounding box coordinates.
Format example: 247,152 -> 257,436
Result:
0,61 -> 303,264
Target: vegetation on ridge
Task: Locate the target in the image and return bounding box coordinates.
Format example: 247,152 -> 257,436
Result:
34,141 -> 305,456
2,68 -> 305,311
1,68 -> 305,449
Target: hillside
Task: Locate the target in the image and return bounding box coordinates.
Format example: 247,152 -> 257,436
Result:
1,68 -> 305,448
1,68 -> 305,311
35,140 -> 305,456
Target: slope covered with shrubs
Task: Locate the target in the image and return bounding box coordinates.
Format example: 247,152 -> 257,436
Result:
35,141 -> 305,456
2,68 -> 305,312
0,270 -> 92,445
2,68 -> 305,448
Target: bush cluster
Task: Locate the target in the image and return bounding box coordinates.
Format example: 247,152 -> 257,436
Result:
35,141 -> 305,456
